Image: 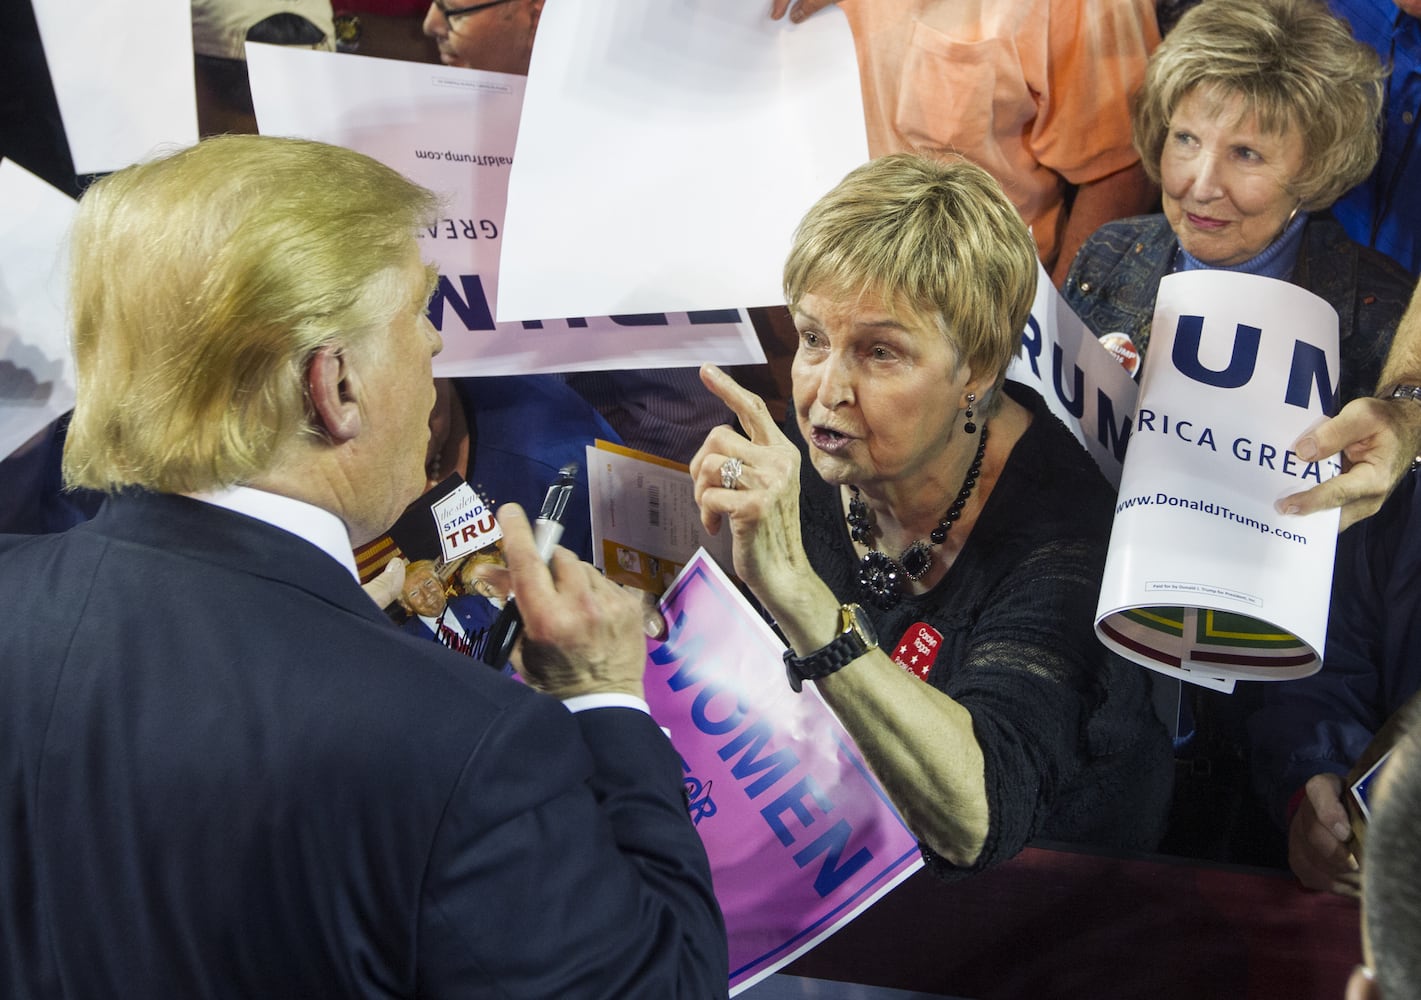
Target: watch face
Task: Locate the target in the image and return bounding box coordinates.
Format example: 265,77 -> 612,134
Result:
847,604 -> 878,646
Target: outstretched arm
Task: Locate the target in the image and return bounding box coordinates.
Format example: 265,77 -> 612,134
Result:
689,364 -> 991,866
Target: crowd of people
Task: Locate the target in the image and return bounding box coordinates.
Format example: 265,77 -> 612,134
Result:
3,0 -> 1421,996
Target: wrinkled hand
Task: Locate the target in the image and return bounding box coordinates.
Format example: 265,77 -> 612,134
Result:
469,552 -> 665,639
689,364 -> 812,609
1277,397 -> 1421,531
769,0 -> 837,22
361,557 -> 406,609
1287,773 -> 1361,897
494,503 -> 649,700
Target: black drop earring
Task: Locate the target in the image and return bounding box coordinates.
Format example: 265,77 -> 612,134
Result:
963,393 -> 977,435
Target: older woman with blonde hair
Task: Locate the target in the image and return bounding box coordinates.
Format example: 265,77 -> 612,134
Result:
691,154 -> 1172,875
1065,0 -> 1413,406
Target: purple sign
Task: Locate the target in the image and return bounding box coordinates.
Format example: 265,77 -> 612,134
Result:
648,553 -> 924,994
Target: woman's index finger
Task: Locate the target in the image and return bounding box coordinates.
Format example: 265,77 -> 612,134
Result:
700,363 -> 781,444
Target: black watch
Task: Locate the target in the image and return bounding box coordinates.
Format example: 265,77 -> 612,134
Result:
783,603 -> 878,693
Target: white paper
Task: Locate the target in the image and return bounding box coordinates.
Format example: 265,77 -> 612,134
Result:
497,0 -> 867,320
0,161 -> 78,463
586,440 -> 735,594
1005,260 -> 1140,487
1095,271 -> 1342,684
433,483 -> 501,563
247,44 -> 763,376
32,0 -> 198,175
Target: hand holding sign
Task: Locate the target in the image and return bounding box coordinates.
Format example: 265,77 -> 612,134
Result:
1287,773 -> 1361,897
1280,282 -> 1421,531
1277,395 -> 1421,531
1095,270 -> 1343,685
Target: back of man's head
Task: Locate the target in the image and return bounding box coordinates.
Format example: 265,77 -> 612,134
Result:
63,134 -> 437,496
1357,705 -> 1421,999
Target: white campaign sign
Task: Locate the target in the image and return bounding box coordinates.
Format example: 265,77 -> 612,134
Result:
0,161 -> 77,463
246,45 -> 764,377
497,0 -> 867,319
1095,270 -> 1341,685
32,0 -> 198,175
1005,260 -> 1139,487
434,483 -> 501,563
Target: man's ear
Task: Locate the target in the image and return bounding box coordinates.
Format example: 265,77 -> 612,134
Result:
528,0 -> 546,31
307,343 -> 363,443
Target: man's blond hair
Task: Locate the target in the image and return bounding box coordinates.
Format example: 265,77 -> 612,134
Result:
63,134 -> 438,494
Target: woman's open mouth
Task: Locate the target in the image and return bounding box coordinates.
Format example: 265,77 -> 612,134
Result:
810,425 -> 854,454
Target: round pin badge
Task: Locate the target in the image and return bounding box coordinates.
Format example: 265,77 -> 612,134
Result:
1099,332 -> 1141,378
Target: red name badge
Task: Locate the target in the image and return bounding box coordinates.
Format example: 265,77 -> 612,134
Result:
891,622 -> 944,682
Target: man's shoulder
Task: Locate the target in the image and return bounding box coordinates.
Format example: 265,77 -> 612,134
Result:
0,519 -> 109,596
0,529 -> 63,558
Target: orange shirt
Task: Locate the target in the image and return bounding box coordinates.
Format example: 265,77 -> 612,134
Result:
841,0 -> 1160,267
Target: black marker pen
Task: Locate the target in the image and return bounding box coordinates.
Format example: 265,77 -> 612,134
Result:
480,462 -> 578,669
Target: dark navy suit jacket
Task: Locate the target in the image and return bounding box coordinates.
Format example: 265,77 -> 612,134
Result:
0,491 -> 726,998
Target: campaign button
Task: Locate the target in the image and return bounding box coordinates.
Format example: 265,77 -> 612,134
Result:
1099,332 -> 1141,378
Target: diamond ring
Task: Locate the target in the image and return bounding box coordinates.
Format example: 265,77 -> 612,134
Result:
720,456 -> 744,490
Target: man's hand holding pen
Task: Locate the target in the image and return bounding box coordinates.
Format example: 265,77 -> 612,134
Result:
480,464 -> 580,670
479,503 -> 650,700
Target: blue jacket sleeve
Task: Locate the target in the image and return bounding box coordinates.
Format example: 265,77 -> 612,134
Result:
416,697 -> 727,998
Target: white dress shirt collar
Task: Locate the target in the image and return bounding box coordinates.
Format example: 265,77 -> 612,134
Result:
189,487 -> 650,718
186,485 -> 359,582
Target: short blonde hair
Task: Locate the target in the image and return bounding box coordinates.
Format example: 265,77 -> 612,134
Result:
783,154 -> 1037,396
63,134 -> 438,493
1133,0 -> 1384,211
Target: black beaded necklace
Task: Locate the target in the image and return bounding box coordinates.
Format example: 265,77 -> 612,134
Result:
846,424 -> 988,610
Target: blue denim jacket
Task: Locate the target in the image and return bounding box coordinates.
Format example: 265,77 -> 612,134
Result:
1063,213 -> 1413,409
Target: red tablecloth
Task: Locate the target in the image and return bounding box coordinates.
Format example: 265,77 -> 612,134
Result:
784,844 -> 1361,1000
